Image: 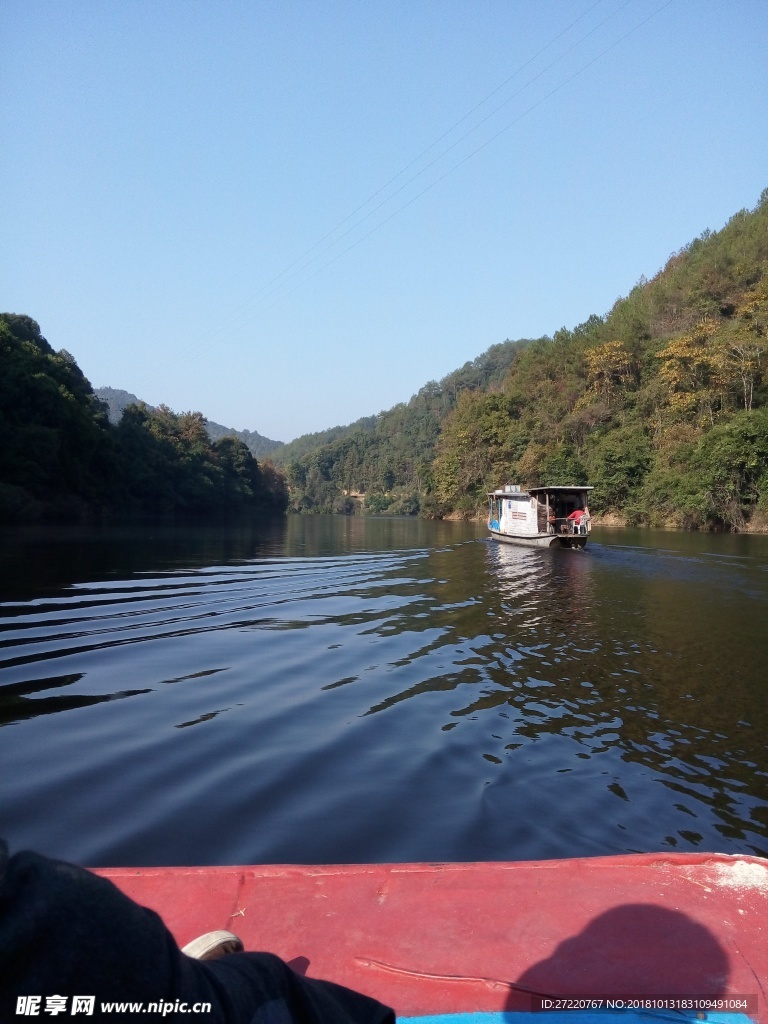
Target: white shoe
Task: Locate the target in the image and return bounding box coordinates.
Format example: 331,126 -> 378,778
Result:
181,930 -> 244,960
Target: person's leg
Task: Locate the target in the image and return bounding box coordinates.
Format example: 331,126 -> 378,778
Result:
1,840 -> 393,1024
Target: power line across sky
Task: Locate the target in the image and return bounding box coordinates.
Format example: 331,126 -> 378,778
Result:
1,0 -> 766,440
200,0 -> 620,342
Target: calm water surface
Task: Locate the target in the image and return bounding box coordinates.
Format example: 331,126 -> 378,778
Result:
1,516 -> 766,866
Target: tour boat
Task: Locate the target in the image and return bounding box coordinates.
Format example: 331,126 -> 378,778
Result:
97,851 -> 766,1022
488,484 -> 594,548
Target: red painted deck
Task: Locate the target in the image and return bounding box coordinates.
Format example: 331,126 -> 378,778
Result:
97,852 -> 768,1019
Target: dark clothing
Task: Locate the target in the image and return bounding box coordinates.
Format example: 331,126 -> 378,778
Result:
0,840 -> 394,1024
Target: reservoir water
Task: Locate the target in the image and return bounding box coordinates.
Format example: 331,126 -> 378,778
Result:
1,516 -> 766,867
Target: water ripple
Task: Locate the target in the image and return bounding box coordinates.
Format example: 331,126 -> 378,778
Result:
1,521 -> 767,866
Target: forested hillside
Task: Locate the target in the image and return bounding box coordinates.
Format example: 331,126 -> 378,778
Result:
0,316 -> 288,521
283,188 -> 768,531
279,338 -> 535,514
270,415 -> 379,466
433,189 -> 768,530
5,188 -> 766,530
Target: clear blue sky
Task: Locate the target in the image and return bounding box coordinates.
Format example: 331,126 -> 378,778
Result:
2,1 -> 766,443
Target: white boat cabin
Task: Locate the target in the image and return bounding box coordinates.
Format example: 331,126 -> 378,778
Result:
488,484 -> 594,548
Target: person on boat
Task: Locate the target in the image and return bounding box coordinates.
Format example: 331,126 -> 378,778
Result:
0,838 -> 394,1024
567,507 -> 588,533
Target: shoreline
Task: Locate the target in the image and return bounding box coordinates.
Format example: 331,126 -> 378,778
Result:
439,509 -> 768,534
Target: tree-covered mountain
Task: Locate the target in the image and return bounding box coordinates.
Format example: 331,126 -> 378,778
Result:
95,386 -> 147,423
278,338 -> 535,514
278,187 -> 768,531
95,387 -> 284,458
432,188 -> 768,530
203,419 -> 283,458
5,187 -> 766,530
1,320 -> 288,521
1,315 -> 115,521
269,415 -> 379,466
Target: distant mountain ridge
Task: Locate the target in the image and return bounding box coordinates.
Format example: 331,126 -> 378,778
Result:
203,420 -> 284,458
95,387 -> 284,458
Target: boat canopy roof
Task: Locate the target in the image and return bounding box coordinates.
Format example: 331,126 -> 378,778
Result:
528,485 -> 594,494
488,484 -> 593,497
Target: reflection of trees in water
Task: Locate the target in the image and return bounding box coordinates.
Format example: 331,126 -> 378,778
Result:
358,538 -> 768,854
5,520 -> 766,858
0,518 -> 292,600
0,672 -> 152,726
